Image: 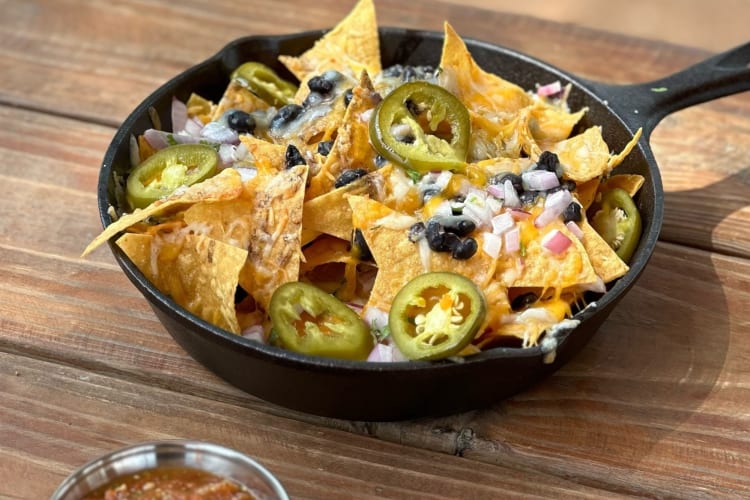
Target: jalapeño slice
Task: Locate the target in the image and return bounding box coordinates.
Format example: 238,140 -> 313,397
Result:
269,282 -> 374,360
369,81 -> 470,173
126,143 -> 218,210
590,187 -> 642,263
388,272 -> 486,360
230,62 -> 298,107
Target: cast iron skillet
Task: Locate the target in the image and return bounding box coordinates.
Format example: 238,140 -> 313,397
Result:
99,28 -> 750,421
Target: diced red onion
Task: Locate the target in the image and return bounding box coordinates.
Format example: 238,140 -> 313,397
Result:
241,324 -> 265,343
510,208 -> 532,221
504,227 -> 520,253
171,97 -> 188,133
535,189 -> 572,228
522,169 -> 559,191
463,200 -> 493,229
143,128 -> 170,150
363,307 -> 388,331
200,121 -> 239,144
503,179 -> 521,208
129,134 -> 140,168
219,143 -> 237,166
367,342 -> 408,363
491,211 -> 515,235
183,117 -> 204,138
486,183 -> 504,199
482,231 -> 503,258
542,229 -> 572,254
236,167 -> 258,183
432,199 -> 453,218
435,170 -> 453,190
566,220 -> 584,240
537,80 -> 563,97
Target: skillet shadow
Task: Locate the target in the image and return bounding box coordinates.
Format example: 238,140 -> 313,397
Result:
459,167 -> 749,478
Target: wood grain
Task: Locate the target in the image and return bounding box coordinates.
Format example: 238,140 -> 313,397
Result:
1,0 -> 749,497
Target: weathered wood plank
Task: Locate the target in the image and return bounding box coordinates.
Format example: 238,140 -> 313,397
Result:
0,352 -> 616,499
2,238 -> 749,496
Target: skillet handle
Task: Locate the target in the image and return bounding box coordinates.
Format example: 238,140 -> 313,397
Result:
583,42 -> 750,139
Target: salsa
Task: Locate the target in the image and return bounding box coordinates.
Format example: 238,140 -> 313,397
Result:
85,467 -> 255,500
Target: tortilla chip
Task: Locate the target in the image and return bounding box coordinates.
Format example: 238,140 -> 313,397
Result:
574,177 -> 601,210
530,101 -> 587,149
116,232 -> 246,334
210,81 -> 270,122
303,165 -> 390,240
183,197 -> 256,250
579,220 -> 629,282
299,234 -> 359,300
510,220 -> 598,288
306,71 -> 381,199
600,174 -> 645,198
348,195 -> 496,312
82,168 -> 244,257
238,165 -> 309,312
239,135 -> 287,174
279,0 -> 381,82
608,127 -> 643,169
440,22 -> 531,119
552,126 -> 611,183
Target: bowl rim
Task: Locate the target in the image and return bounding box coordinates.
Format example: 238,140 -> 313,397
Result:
51,439 -> 288,499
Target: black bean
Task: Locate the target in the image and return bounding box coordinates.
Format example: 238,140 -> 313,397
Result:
535,151 -> 560,172
443,218 -> 476,237
270,104 -> 303,130
307,75 -> 335,95
343,88 -> 354,107
425,220 -> 446,251
284,144 -> 306,169
490,172 -> 522,192
317,140 -> 334,156
408,222 -> 426,242
374,154 -> 388,168
562,201 -> 582,223
452,237 -> 478,260
225,110 -> 256,134
519,190 -> 539,205
351,229 -> 373,261
334,168 -> 368,188
442,232 -> 462,253
511,292 -> 538,311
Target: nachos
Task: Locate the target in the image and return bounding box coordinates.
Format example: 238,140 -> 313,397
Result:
84,0 -> 644,363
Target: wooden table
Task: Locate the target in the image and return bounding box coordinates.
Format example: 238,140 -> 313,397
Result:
2,1 -> 749,498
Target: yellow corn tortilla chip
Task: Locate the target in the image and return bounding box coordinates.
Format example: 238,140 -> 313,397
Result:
183,197 -> 256,250
306,71 -> 381,199
579,219 -> 629,282
600,173 -> 645,198
299,234 -> 359,301
303,165 -> 391,240
510,219 -> 598,288
530,101 -> 587,149
210,81 -> 270,121
279,0 -> 381,82
574,177 -> 601,210
238,165 -> 309,312
440,22 -> 530,118
608,127 -> 643,169
239,135 -> 287,174
116,232 -> 246,334
348,195 -> 496,312
82,168 -> 244,257
552,126 -> 611,183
